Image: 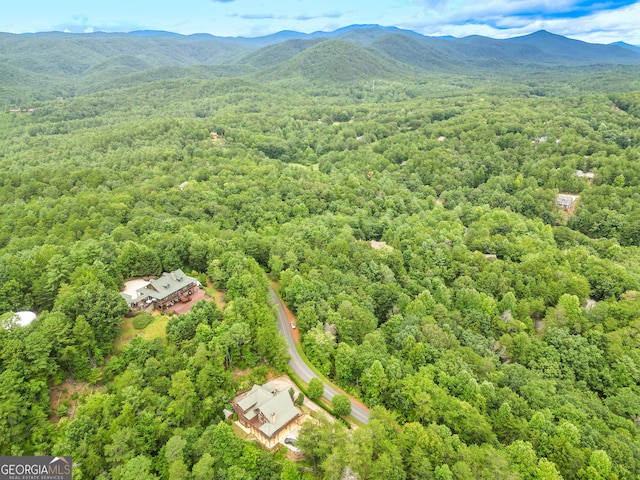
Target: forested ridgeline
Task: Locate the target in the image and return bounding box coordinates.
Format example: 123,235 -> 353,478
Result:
1,60 -> 640,479
3,26 -> 640,105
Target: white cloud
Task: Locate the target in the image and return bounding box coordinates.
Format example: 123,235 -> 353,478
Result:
411,0 -> 625,23
405,0 -> 640,44
53,19 -> 147,34
563,3 -> 640,44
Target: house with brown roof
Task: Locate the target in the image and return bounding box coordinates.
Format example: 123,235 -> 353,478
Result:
231,382 -> 303,449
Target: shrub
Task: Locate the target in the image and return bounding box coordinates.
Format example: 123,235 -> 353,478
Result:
332,394 -> 352,417
132,312 -> 153,330
307,378 -> 324,401
56,402 -> 69,417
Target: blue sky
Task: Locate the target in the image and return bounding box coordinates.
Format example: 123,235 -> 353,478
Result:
1,1 -> 639,44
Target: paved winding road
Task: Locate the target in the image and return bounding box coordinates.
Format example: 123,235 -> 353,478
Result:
269,287 -> 370,424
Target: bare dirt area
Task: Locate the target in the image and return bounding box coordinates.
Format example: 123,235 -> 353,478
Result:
49,379 -> 102,423
206,279 -> 227,310
213,290 -> 227,309
232,367 -> 252,381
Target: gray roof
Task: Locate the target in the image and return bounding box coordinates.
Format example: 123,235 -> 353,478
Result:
257,390 -> 300,438
557,194 -> 578,206
262,381 -> 278,393
137,269 -> 198,301
237,385 -> 275,420
236,384 -> 300,438
120,292 -> 133,304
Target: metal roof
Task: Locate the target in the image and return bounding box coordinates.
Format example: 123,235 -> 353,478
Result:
236,383 -> 301,438
136,269 -> 198,301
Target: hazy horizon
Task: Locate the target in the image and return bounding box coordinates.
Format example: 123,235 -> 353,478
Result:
2,1 -> 640,45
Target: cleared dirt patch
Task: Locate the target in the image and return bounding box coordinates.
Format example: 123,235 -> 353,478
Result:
49,379 -> 102,423
206,279 -> 227,310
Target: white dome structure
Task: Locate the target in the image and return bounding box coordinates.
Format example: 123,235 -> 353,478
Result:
1,311 -> 38,329
14,311 -> 37,326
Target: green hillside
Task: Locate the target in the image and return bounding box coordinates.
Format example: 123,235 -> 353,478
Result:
508,30 -> 640,63
257,39 -> 402,84
2,26 -> 640,105
370,34 -> 464,72
229,38 -> 323,69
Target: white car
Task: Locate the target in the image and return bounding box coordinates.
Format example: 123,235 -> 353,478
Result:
290,322 -> 296,329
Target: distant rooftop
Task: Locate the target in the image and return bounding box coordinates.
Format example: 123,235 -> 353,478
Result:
370,240 -> 393,251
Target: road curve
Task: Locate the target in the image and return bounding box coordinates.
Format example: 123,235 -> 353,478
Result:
269,287 -> 370,424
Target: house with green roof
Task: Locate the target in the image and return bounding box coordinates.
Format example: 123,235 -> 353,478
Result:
121,269 -> 200,312
232,381 -> 303,449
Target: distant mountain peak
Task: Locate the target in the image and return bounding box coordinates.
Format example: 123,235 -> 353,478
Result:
128,30 -> 183,37
530,29 -> 554,36
512,29 -> 572,41
334,23 -> 383,30
612,41 -> 640,52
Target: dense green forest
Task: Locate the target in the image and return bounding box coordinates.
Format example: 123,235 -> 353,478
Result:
1,28 -> 640,479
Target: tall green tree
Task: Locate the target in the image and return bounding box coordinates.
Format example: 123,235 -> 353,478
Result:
307,378 -> 324,402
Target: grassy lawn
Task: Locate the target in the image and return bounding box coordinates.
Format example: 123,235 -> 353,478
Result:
114,314 -> 169,350
231,422 -> 255,441
205,281 -> 227,310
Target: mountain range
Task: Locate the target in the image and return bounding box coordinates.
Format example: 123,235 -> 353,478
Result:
2,24 -> 640,103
